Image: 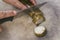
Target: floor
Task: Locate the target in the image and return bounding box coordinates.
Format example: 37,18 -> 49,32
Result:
0,0 -> 60,40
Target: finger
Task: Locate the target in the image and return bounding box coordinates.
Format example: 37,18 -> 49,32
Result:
30,0 -> 36,5
3,0 -> 27,10
0,10 -> 16,19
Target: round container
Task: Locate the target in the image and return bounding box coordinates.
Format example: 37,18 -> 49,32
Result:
34,26 -> 47,37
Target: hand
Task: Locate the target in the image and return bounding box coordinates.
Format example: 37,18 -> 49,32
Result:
0,10 -> 16,19
0,10 -> 16,32
3,0 -> 36,10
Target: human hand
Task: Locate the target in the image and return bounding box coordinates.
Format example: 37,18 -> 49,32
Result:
0,10 -> 16,19
0,10 -> 16,32
3,0 -> 36,10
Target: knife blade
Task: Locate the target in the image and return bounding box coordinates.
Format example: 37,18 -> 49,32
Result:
14,2 -> 47,18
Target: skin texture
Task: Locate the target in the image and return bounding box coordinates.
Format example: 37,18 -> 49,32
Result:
0,10 -> 16,19
3,0 -> 36,10
0,0 -> 36,32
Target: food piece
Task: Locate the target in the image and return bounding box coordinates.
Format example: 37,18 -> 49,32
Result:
34,26 -> 47,37
29,10 -> 45,26
32,13 -> 45,26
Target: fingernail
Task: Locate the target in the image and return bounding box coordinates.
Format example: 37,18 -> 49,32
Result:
13,11 -> 17,15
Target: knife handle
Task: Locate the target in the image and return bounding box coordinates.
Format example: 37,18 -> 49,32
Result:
0,16 -> 14,24
19,0 -> 33,6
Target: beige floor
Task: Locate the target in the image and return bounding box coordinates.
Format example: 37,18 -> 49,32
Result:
0,0 -> 60,40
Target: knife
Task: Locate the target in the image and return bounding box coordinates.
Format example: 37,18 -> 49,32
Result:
0,2 -> 47,24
